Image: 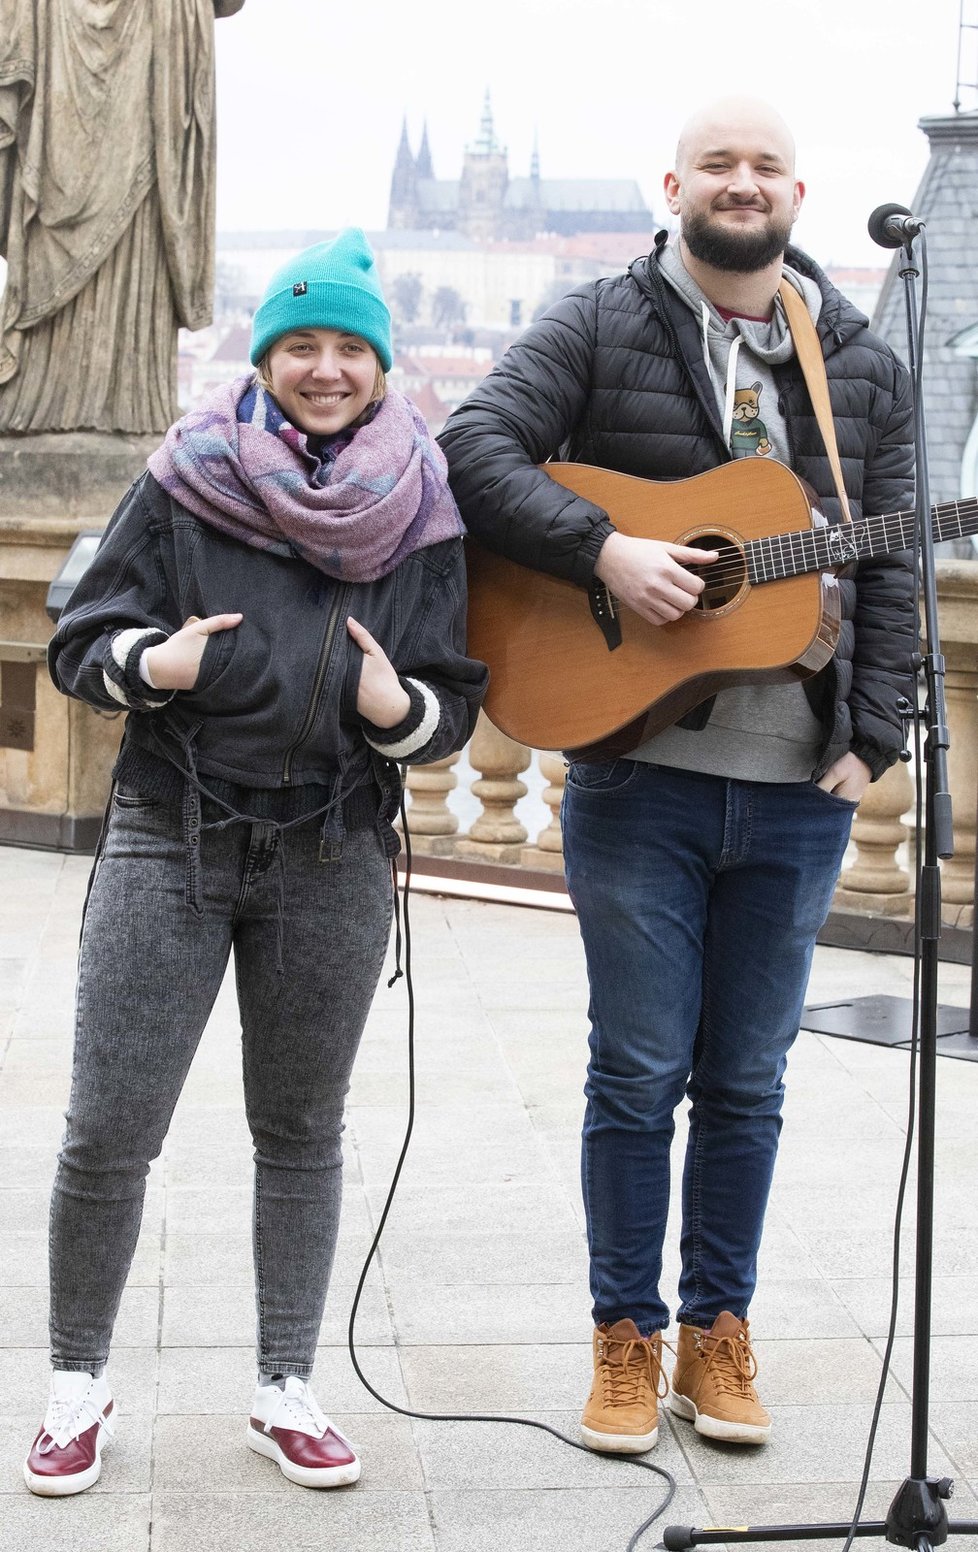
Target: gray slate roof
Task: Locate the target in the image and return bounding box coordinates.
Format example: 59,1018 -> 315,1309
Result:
872,112 -> 978,504
505,177 -> 648,212
409,176 -> 649,217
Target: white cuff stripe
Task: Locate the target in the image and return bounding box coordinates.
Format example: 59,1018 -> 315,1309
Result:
102,675 -> 131,706
111,627 -> 163,671
365,677 -> 441,759
104,628 -> 172,707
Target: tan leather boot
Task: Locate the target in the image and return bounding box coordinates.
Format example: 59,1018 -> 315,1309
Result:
580,1318 -> 665,1454
668,1310 -> 771,1443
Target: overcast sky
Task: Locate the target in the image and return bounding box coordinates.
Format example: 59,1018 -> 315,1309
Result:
214,0 -> 970,268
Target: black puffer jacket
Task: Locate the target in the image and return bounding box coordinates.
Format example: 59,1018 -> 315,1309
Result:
439,239 -> 916,780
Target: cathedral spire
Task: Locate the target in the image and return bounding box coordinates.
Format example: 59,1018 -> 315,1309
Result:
474,89 -> 502,155
417,119 -> 434,179
530,127 -> 540,181
394,114 -> 415,175
388,114 -> 418,229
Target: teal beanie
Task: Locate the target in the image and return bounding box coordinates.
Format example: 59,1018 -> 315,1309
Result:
249,228 -> 393,371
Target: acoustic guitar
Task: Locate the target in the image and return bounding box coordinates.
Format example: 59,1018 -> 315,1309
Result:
464,458 -> 977,754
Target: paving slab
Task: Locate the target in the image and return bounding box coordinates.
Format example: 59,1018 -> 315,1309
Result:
149,1490 -> 437,1551
427,1483 -> 710,1552
830,1274 -> 978,1338
376,1226 -> 589,1285
929,1401 -> 978,1476
399,1340 -> 595,1412
390,1279 -> 592,1345
0,1494 -> 151,1552
672,1401 -> 958,1485
410,1410 -> 693,1490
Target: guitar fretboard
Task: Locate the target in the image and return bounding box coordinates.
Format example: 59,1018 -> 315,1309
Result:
745,497 -> 978,586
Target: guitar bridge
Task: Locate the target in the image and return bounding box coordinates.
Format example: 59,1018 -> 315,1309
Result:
588,580 -> 622,652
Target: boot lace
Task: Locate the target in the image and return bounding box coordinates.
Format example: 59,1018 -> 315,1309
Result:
39,1389 -> 114,1453
597,1335 -> 668,1406
699,1329 -> 759,1398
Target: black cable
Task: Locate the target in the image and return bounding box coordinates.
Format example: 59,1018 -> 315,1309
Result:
840,234 -> 930,1552
346,774 -> 678,1552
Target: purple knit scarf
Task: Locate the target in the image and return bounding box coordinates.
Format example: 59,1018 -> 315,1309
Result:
147,375 -> 464,582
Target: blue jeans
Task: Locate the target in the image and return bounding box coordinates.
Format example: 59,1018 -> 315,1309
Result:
49,787 -> 393,1378
562,759 -> 856,1333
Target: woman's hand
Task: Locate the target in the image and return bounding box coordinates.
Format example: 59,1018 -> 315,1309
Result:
143,613 -> 243,691
347,616 -> 410,728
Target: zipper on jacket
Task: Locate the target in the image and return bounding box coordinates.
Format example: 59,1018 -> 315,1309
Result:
281,586 -> 347,785
633,255 -> 731,460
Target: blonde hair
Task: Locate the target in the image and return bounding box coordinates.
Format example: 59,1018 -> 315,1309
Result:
255,346 -> 387,411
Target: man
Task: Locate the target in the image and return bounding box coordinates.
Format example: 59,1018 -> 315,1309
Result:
440,99 -> 914,1453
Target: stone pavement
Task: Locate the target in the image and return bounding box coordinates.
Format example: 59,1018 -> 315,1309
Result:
1,843 -> 978,1552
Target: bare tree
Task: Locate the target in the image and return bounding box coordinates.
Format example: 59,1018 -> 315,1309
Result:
432,286 -> 467,331
389,271 -> 423,325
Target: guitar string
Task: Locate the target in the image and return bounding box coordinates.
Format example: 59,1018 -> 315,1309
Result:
621,499 -> 978,596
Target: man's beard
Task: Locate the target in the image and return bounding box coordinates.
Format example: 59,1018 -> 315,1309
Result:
682,206 -> 794,272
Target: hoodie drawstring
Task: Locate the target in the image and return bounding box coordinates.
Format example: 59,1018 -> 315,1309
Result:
700,300 -> 744,450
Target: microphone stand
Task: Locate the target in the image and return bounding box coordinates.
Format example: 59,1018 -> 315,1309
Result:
664,231 -> 978,1552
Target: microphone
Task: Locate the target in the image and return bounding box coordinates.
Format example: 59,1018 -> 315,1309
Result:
868,202 -> 926,249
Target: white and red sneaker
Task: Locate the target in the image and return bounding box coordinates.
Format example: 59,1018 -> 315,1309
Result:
247,1376 -> 360,1488
24,1371 -> 115,1496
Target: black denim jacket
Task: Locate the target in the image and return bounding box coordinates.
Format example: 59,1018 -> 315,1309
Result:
49,471 -> 488,803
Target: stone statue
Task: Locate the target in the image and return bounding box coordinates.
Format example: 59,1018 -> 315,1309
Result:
0,0 -> 245,436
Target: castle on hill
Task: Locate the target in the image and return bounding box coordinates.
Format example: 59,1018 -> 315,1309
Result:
387,93 -> 652,241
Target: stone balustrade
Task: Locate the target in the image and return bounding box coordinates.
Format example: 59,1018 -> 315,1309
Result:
0,434 -> 156,849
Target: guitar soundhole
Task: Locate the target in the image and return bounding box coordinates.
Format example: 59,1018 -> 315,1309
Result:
688,533 -> 746,613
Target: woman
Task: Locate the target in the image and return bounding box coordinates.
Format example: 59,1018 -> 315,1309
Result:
25,229 -> 487,1495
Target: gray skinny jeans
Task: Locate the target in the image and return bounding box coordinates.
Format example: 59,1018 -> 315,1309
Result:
49,785 -> 393,1378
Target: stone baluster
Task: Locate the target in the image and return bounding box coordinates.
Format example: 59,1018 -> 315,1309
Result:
521,751 -> 567,873
400,753 -> 460,856
834,757 -> 915,915
934,561 -> 978,928
454,712 -> 530,864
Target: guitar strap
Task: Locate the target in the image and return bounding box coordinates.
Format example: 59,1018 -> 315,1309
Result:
777,279 -> 854,524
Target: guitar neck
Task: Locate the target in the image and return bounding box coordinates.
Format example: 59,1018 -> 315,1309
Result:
747,496 -> 978,584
